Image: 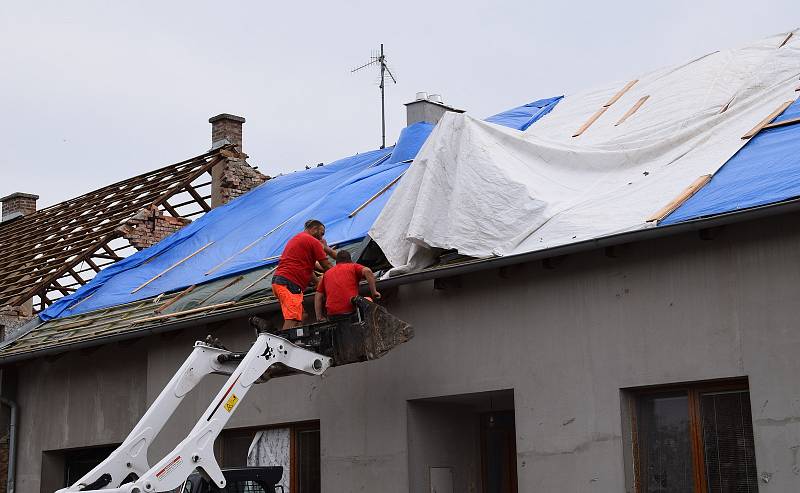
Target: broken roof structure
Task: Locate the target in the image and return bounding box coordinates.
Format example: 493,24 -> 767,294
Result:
1,30 -> 799,363
0,147 -> 232,313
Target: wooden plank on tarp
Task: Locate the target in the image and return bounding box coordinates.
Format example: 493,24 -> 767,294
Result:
741,100 -> 795,139
647,175 -> 712,222
615,95 -> 650,126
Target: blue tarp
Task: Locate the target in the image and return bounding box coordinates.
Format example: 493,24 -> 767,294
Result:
42,95 -> 564,320
662,99 -> 800,225
41,124 -> 433,319
485,96 -> 563,131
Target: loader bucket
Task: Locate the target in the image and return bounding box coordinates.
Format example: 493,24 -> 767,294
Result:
250,297 -> 414,366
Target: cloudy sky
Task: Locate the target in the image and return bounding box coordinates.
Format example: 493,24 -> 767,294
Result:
1,1 -> 799,207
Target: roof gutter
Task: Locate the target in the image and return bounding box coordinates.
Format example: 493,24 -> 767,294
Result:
379,197 -> 800,288
4,197 -> 800,364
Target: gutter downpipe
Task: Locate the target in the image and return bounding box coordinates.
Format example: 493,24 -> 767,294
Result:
0,397 -> 17,493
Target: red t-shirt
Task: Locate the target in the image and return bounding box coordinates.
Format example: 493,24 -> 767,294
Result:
317,263 -> 365,315
274,232 -> 327,289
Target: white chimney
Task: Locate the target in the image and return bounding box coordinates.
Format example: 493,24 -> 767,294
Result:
404,92 -> 464,126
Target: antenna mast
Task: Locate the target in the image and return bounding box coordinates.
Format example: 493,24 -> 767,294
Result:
351,43 -> 397,149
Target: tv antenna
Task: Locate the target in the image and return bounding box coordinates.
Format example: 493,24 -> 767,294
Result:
351,43 -> 397,149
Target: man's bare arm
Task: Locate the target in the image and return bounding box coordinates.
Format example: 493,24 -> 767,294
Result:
314,292 -> 326,321
319,258 -> 333,271
320,238 -> 337,260
362,267 -> 381,299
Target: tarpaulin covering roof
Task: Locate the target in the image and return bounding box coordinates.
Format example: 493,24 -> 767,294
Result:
662,97 -> 800,224
39,92 -> 565,321
41,123 -> 432,320
371,31 -> 800,274
485,96 -> 563,131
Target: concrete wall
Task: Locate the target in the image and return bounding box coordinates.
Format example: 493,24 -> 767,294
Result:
405,100 -> 463,126
11,211 -> 800,492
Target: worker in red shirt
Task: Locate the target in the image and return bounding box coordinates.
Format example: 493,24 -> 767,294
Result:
314,249 -> 380,321
272,219 -> 335,329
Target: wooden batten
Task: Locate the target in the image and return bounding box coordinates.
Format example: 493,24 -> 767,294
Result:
131,242 -> 215,293
572,107 -> 609,137
204,217 -> 292,275
573,80 -> 638,137
155,285 -> 196,314
235,266 -> 279,297
741,100 -> 795,139
132,301 -> 236,324
719,96 -> 735,114
647,175 -> 712,223
349,171 -> 406,218
604,79 -> 638,107
615,96 -> 650,126
761,116 -> 800,131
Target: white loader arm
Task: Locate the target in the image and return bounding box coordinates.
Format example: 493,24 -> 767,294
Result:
57,332 -> 330,493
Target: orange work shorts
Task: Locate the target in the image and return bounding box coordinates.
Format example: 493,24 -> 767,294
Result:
272,283 -> 303,321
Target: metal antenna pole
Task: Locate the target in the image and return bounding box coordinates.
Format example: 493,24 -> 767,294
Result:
351,44 -> 397,150
380,44 -> 386,149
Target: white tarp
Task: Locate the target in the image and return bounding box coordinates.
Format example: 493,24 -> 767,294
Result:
371,31 -> 800,275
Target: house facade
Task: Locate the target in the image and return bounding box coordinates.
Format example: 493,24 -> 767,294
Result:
4,36 -> 800,492
4,204 -> 799,492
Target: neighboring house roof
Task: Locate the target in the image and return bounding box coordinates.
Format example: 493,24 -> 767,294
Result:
0,146 -> 235,312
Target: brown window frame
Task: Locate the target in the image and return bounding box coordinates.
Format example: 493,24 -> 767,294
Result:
628,378 -> 755,493
218,420 -> 320,493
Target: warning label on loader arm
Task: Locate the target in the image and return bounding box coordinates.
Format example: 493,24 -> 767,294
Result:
224,394 -> 239,412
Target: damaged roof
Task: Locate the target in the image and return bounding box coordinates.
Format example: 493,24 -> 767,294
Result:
0,147 -> 236,313
4,31 -> 800,363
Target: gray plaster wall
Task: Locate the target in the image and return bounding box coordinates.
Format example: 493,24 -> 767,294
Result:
407,401 -> 482,493
11,212 -> 800,493
405,100 -> 462,126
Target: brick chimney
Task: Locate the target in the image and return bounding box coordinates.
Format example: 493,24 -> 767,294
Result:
0,194 -> 37,336
208,114 -> 268,207
405,92 -> 464,126
0,192 -> 39,222
209,113 -> 245,150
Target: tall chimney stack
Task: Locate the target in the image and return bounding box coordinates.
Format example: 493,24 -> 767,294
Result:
405,93 -> 464,126
207,114 -> 267,208
209,113 -> 246,150
0,192 -> 39,222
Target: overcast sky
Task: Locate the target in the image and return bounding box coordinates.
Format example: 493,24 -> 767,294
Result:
1,1 -> 799,207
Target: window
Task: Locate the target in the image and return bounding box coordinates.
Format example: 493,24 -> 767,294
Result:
293,425 -> 320,493
628,379 -> 758,493
219,421 -> 320,493
40,444 -> 119,493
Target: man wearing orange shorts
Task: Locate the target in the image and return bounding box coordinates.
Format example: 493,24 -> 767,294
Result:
272,219 -> 334,329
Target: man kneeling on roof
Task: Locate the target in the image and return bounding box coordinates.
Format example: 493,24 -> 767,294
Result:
272,219 -> 336,329
315,249 -> 380,321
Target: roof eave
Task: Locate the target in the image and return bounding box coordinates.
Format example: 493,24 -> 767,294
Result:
4,196 -> 800,364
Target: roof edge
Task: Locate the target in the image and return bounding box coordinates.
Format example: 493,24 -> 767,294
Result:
4,196 -> 800,364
